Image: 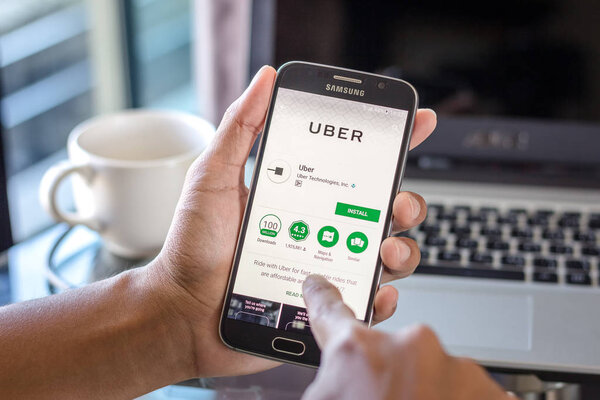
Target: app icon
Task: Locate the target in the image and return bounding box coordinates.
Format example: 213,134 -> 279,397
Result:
317,226 -> 339,248
266,159 -> 291,183
289,220 -> 310,241
350,237 -> 364,247
346,231 -> 368,253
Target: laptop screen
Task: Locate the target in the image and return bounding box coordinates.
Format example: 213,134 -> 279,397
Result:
270,0 -> 600,187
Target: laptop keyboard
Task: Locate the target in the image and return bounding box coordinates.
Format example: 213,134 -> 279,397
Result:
400,203 -> 600,287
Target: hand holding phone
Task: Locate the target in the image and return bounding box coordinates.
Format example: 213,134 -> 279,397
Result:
220,62 -> 426,367
154,65 -> 435,377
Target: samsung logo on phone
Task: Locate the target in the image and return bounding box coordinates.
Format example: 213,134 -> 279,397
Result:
325,84 -> 365,97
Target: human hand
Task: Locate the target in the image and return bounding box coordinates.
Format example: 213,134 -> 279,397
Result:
147,65 -> 437,377
301,275 -> 513,400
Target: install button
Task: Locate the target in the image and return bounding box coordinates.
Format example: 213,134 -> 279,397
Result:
335,202 -> 381,223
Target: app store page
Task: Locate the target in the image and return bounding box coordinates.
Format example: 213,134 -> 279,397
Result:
227,87 -> 408,335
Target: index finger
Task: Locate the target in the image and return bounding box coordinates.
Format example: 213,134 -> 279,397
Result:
302,275 -> 357,348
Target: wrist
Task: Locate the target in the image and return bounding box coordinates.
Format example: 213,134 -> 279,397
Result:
129,261 -> 198,381
145,252 -> 281,378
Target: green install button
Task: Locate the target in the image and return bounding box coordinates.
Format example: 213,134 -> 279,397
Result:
335,202 -> 381,223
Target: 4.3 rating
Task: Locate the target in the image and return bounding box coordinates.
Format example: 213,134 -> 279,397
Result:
289,220 -> 310,241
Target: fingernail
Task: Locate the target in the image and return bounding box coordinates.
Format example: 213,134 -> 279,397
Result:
409,195 -> 421,220
395,240 -> 411,263
249,65 -> 270,86
425,108 -> 437,119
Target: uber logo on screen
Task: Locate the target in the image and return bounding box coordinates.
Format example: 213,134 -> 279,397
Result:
308,122 -> 363,142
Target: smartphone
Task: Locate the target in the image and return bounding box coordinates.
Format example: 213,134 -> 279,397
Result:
220,61 -> 418,367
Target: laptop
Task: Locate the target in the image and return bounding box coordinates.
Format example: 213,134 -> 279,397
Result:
381,116 -> 600,380
264,0 -> 600,381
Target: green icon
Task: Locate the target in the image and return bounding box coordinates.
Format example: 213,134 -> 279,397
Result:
259,214 -> 281,237
289,220 -> 310,241
346,231 -> 368,253
335,202 -> 381,223
317,226 -> 339,247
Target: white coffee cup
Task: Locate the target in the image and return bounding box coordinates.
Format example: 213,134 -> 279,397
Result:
40,110 -> 214,258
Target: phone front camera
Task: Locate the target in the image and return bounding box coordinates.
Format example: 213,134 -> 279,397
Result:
377,82 -> 386,89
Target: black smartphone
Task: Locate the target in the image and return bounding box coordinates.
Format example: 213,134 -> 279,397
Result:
220,61 -> 418,367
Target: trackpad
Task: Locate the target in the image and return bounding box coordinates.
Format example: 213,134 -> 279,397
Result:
381,289 -> 533,351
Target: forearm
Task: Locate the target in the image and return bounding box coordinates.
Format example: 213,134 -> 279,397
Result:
0,265 -> 196,399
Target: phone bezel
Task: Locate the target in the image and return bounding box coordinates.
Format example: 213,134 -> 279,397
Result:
219,61 -> 418,367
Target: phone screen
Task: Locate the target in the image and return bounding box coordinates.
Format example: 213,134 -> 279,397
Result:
226,86 -> 409,336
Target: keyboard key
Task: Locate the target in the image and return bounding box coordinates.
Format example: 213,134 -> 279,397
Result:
535,209 -> 554,217
549,244 -> 573,254
518,242 -> 541,253
508,208 -> 528,215
480,226 -> 502,237
469,252 -> 493,264
582,246 -> 600,256
467,214 -> 487,223
438,251 -> 461,262
558,216 -> 580,228
419,224 -> 441,235
420,248 -> 430,261
542,229 -> 565,240
425,236 -> 447,247
450,225 -> 472,236
456,237 -> 478,249
415,265 -> 524,281
487,240 -> 510,251
573,231 -> 596,242
511,227 -> 533,238
501,255 -> 525,267
565,260 -> 590,270
438,212 -> 457,221
588,215 -> 600,229
533,270 -> 558,283
567,272 -> 591,286
497,214 -> 518,224
527,215 -> 549,226
534,258 -> 558,268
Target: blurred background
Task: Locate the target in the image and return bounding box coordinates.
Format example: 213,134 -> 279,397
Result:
0,0 -> 195,246
1,1 -> 600,397
2,0 -> 599,249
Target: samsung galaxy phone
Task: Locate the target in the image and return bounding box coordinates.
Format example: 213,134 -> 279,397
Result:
220,61 -> 418,367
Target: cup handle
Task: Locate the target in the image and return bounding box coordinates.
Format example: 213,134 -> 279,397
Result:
39,160 -> 100,230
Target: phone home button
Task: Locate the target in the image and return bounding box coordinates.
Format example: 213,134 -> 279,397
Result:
272,337 -> 306,356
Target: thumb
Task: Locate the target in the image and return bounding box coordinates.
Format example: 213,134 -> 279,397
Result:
204,65 -> 276,169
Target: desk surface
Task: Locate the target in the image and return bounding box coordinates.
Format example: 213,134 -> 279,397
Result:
4,224 -> 599,398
